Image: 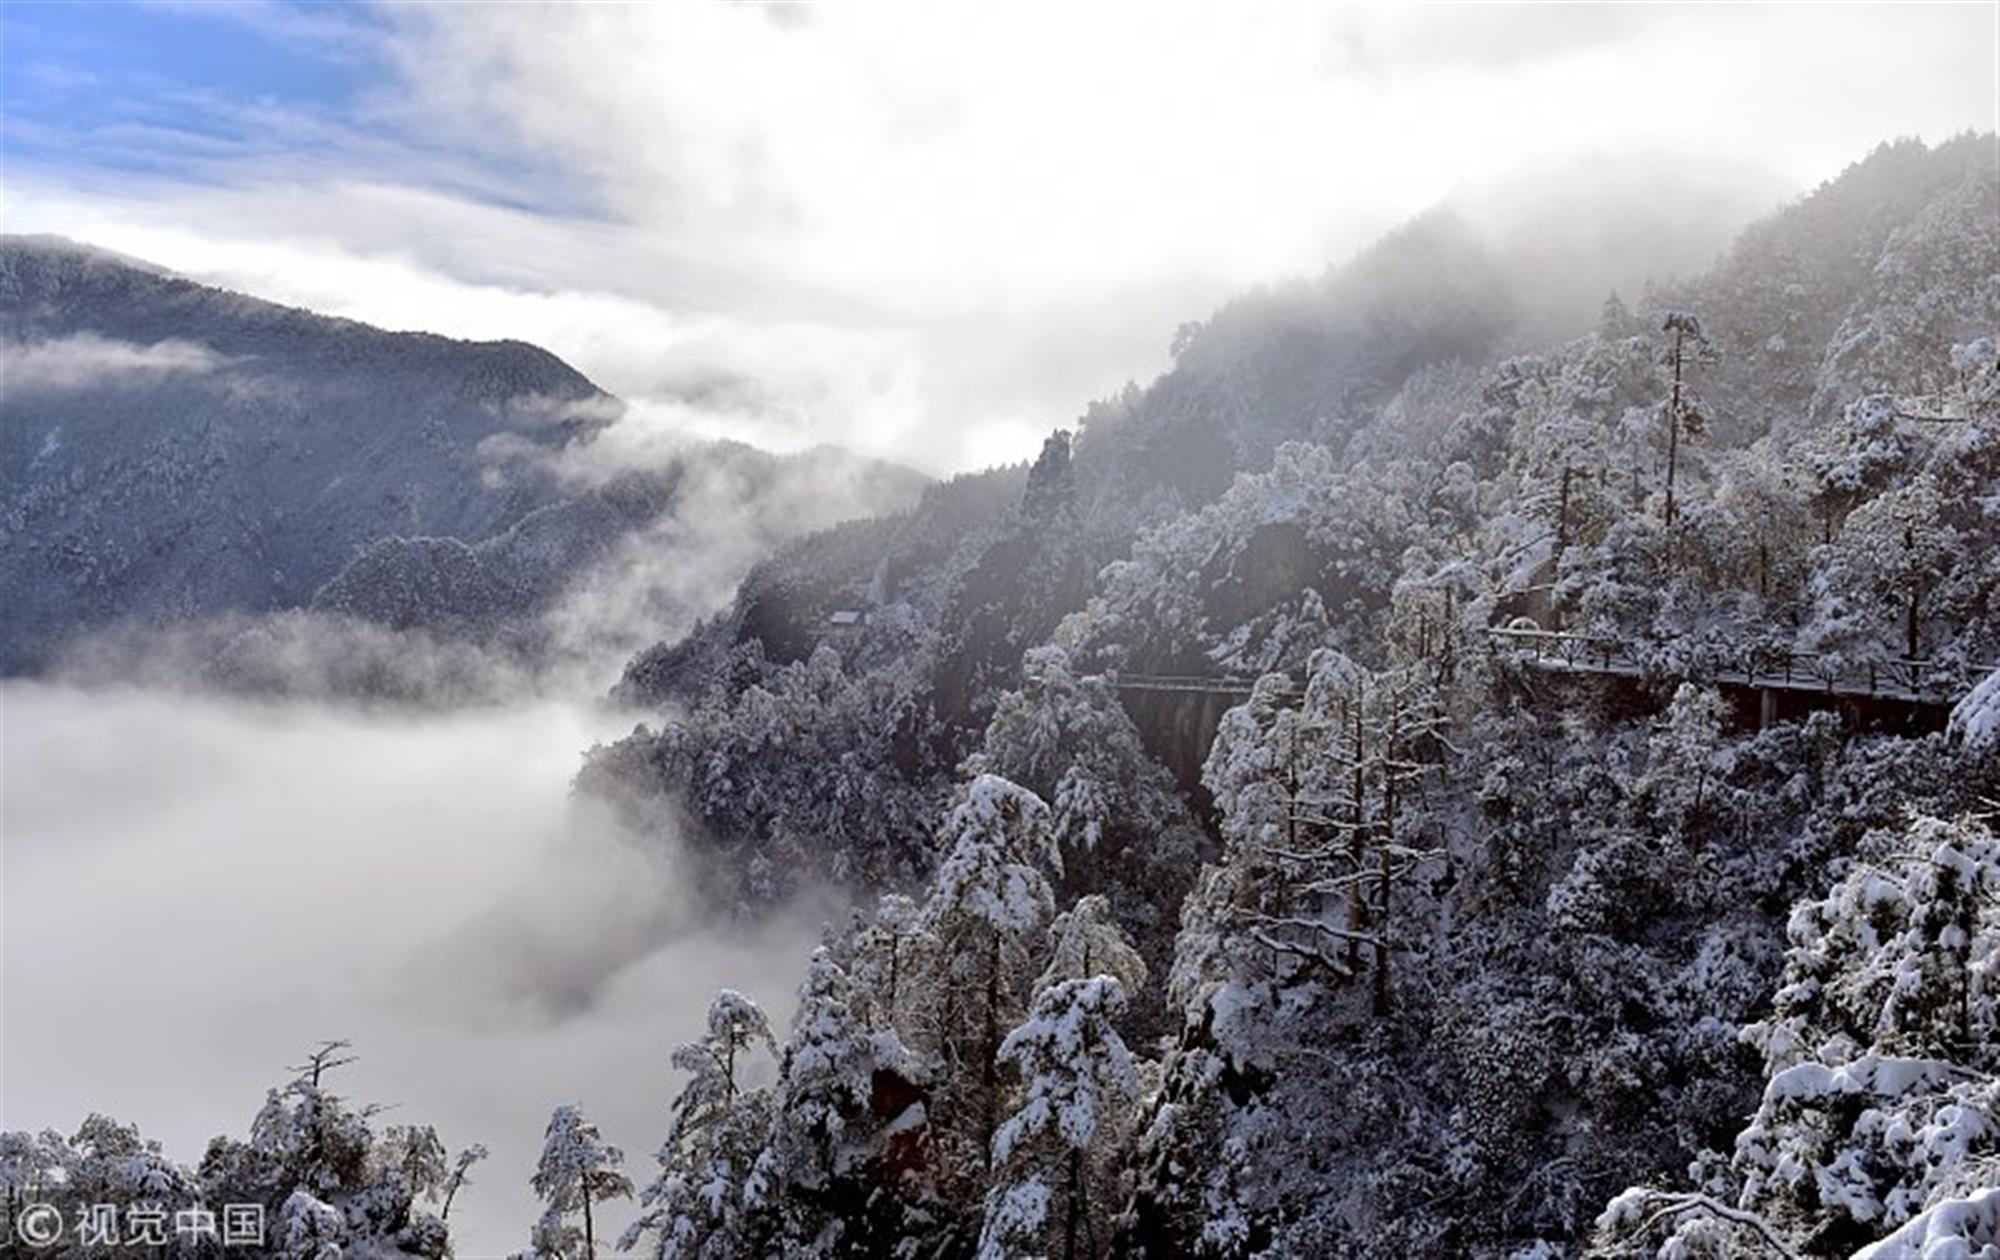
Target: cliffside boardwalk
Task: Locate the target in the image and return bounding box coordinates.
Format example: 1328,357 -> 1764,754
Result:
1113,629 -> 1995,780
1488,625 -> 1995,729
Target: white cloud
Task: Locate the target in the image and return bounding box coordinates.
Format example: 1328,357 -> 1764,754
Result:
387,2 -> 1991,301
5,2 -> 1991,474
1,332 -> 227,393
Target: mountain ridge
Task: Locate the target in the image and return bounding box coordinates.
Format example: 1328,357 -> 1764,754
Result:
0,237 -> 932,678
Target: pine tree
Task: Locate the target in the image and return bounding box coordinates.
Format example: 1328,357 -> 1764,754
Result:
440,1143 -> 488,1221
250,1042 -> 375,1201
1658,310 -> 1714,529
758,948 -> 921,1250
970,643 -> 1202,910
844,892 -> 932,1034
1814,471 -> 1956,662
1641,683 -> 1728,833
1196,653 -> 1448,1014
529,1105 -> 632,1260
281,1189 -> 349,1259
915,774 -> 1059,1200
979,976 -> 1141,1260
1358,665 -> 1451,1016
377,1125 -> 448,1205
1037,895 -> 1147,995
1595,812 -> 2000,1257
623,992 -> 777,1260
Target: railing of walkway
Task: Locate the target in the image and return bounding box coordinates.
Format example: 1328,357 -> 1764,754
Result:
1104,638 -> 1996,707
1113,673 -> 1293,697
1485,626 -> 1997,703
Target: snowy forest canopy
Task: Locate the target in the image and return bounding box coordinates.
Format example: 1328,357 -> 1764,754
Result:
6,135 -> 2000,1260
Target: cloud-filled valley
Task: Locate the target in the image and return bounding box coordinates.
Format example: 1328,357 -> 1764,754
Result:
2,684 -> 832,1258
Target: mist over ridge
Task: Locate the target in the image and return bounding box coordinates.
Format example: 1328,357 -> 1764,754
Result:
2,3 -> 1997,1252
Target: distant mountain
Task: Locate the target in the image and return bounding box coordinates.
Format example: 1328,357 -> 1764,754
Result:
308,441 -> 929,655
0,236 -> 605,671
0,238 -> 928,677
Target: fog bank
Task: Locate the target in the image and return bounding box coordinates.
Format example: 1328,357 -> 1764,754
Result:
1,684 -> 833,1257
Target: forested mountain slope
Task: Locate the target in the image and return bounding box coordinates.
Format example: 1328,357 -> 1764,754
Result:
566,134 -> 2000,1256
593,134 -> 1997,902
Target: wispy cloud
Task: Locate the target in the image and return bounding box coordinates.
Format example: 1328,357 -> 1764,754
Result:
0,332 -> 226,393
132,0 -> 396,66
4,2 -> 1992,474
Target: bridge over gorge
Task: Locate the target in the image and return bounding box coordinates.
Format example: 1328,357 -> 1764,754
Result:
1111,637 -> 1995,791
1111,673 -> 1288,792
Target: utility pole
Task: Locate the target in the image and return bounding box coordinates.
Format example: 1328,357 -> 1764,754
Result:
1665,323 -> 1687,526
1660,311 -> 1708,529
1904,524 -> 1921,661
1556,464 -> 1575,553
1552,466 -> 1578,631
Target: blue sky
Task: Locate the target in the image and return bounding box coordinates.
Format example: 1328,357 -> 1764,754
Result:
1,2 -> 589,219
2,3 -> 1994,473
4,3 -> 389,173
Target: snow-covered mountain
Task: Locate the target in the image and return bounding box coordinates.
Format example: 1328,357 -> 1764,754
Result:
0,238 -> 928,679
6,136 -> 1996,1260
0,236 -> 606,671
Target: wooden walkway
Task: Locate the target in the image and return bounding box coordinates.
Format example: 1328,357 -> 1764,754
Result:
1485,626 -> 1996,706
1111,635 -> 1994,710
1109,635 -> 1995,786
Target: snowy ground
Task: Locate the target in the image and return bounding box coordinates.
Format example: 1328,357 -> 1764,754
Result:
0,684 -> 825,1258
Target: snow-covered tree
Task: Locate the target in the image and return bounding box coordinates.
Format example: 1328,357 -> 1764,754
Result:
247,1042 -> 376,1201
754,949 -> 922,1251
377,1125 -> 448,1206
623,992 -> 777,1260
582,642 -> 952,905
441,1142 -> 489,1221
1658,310 -> 1715,528
0,1042 -> 465,1260
529,1104 -> 632,1260
915,775 -> 1060,1198
843,891 -> 930,1033
1037,895 -> 1148,996
969,644 -> 1210,961
19,1115 -> 203,1260
281,1188 -> 349,1259
1950,668 -> 2000,750
0,1129 -> 59,1243
1193,652 -> 1449,1022
1810,472 -> 1958,661
1747,813 -> 1999,1071
1640,682 -> 1730,833
1802,395 -> 1922,543
979,976 -> 1142,1260
1594,812 -> 2000,1258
